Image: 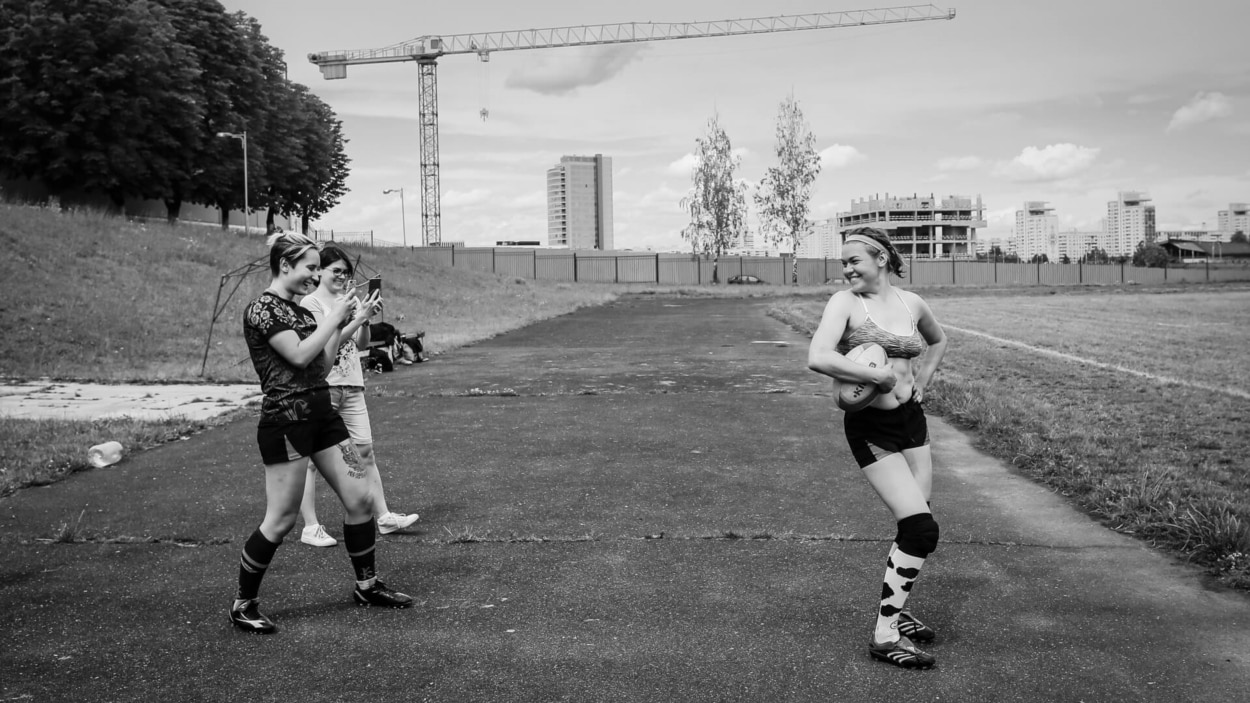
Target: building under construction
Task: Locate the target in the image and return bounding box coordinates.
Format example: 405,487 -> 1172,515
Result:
837,193 -> 986,259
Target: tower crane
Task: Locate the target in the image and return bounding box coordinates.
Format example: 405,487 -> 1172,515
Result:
309,5 -> 955,246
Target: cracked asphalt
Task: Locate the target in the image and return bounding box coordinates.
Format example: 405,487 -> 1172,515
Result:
2,294 -> 1248,702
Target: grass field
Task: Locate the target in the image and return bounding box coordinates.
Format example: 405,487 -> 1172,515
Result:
771,285 -> 1250,588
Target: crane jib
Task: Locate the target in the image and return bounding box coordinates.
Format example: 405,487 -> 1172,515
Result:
306,5 -> 955,246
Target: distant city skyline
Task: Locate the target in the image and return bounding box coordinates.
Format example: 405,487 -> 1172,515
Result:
221,0 -> 1250,251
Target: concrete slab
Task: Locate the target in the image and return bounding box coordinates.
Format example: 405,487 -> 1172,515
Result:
0,381 -> 262,421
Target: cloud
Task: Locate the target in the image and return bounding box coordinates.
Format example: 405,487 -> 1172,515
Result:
665,147 -> 749,176
819,144 -> 865,170
993,143 -> 1100,182
442,188 -> 491,208
935,155 -> 983,172
666,153 -> 698,176
1167,91 -> 1233,132
506,45 -> 644,95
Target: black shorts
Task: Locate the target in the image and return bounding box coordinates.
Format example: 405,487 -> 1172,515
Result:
843,396 -> 930,469
256,390 -> 350,465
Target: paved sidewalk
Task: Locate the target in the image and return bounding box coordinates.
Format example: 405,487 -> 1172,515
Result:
0,380 -> 261,421
1,296 -> 1247,702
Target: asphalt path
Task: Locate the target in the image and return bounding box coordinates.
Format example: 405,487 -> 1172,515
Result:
2,295 -> 1248,702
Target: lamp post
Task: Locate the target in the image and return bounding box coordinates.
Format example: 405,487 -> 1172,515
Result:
383,188 -> 407,246
216,131 -> 248,234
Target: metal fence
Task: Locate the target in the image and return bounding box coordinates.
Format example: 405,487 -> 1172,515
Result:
406,247 -> 1250,287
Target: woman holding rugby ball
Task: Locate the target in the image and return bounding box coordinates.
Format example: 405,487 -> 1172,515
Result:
807,226 -> 948,669
232,232 -> 413,635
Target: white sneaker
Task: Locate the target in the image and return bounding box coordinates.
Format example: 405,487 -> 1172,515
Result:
377,512 -> 419,534
301,524 -> 337,547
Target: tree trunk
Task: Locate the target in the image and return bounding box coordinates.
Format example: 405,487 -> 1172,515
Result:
220,205 -> 230,230
163,196 -> 182,225
266,206 -> 276,234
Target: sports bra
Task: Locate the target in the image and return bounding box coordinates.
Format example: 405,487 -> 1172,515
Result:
836,290 -> 926,359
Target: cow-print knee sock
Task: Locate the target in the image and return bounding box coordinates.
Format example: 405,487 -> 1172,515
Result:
874,543 -> 927,644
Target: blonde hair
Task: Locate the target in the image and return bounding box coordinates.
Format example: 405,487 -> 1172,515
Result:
266,231 -> 320,276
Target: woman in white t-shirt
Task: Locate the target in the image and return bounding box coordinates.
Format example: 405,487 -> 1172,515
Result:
298,245 -> 420,546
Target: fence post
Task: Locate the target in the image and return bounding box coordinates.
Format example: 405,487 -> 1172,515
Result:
614,255 -> 619,284
1164,259 -> 1168,281
1120,260 -> 1125,282
655,253 -> 661,284
532,250 -> 537,279
370,230 -> 374,249
1036,258 -> 1041,284
1078,261 -> 1082,284
451,245 -> 455,267
1205,258 -> 1209,281
572,253 -> 578,283
492,248 -> 496,273
951,256 -> 956,285
994,258 -> 998,284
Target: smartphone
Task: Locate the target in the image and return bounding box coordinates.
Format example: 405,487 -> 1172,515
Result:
367,276 -> 382,295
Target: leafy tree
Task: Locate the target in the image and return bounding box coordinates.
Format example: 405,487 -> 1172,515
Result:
0,0 -> 203,209
679,113 -> 747,283
1060,254 -> 1071,264
277,87 -> 350,234
1029,253 -> 1050,264
1082,247 -> 1111,264
156,0 -> 265,223
1132,241 -> 1170,268
755,95 -> 822,284
1232,230 -> 1248,244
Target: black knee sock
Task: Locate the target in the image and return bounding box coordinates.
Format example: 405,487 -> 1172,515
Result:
343,519 -> 377,585
237,529 -> 281,601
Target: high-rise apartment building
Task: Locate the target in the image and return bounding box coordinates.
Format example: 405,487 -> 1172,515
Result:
547,154 -> 613,250
1218,202 -> 1249,236
1105,191 -> 1156,256
1056,230 -> 1107,262
837,193 -> 986,258
1014,201 -> 1059,260
797,219 -> 841,260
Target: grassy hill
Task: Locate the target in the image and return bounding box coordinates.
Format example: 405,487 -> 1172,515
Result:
0,205 -> 620,382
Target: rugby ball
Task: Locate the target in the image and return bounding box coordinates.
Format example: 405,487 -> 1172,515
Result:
836,343 -> 888,412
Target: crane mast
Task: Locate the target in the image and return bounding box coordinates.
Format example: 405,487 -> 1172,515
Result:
309,5 -> 956,246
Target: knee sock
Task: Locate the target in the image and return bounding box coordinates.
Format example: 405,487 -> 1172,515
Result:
237,529 -> 281,602
874,543 -> 927,644
343,519 -> 378,589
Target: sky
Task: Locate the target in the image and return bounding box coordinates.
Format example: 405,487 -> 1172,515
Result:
221,0 -> 1250,250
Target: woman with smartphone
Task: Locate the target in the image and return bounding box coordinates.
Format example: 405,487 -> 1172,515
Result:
297,245 -> 420,548
233,233 -> 412,635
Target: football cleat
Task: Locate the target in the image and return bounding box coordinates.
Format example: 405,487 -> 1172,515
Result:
897,611 -> 936,642
229,599 -> 277,634
354,580 -> 414,608
869,634 -> 935,670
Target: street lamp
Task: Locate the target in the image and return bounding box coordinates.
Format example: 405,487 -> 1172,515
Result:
216,131 -> 248,235
382,188 -> 407,246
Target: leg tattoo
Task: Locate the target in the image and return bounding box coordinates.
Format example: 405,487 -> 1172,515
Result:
339,441 -> 365,479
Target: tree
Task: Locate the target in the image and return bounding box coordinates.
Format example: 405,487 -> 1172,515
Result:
1132,241 -> 1170,268
281,89 -> 351,234
679,114 -> 747,283
754,95 -> 822,285
1083,247 -> 1111,264
1060,254 -> 1071,264
1029,253 -> 1050,264
0,0 -> 203,209
1232,230 -> 1248,244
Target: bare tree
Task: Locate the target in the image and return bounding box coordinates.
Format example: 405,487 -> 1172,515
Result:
679,113 -> 747,283
755,95 -> 822,284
